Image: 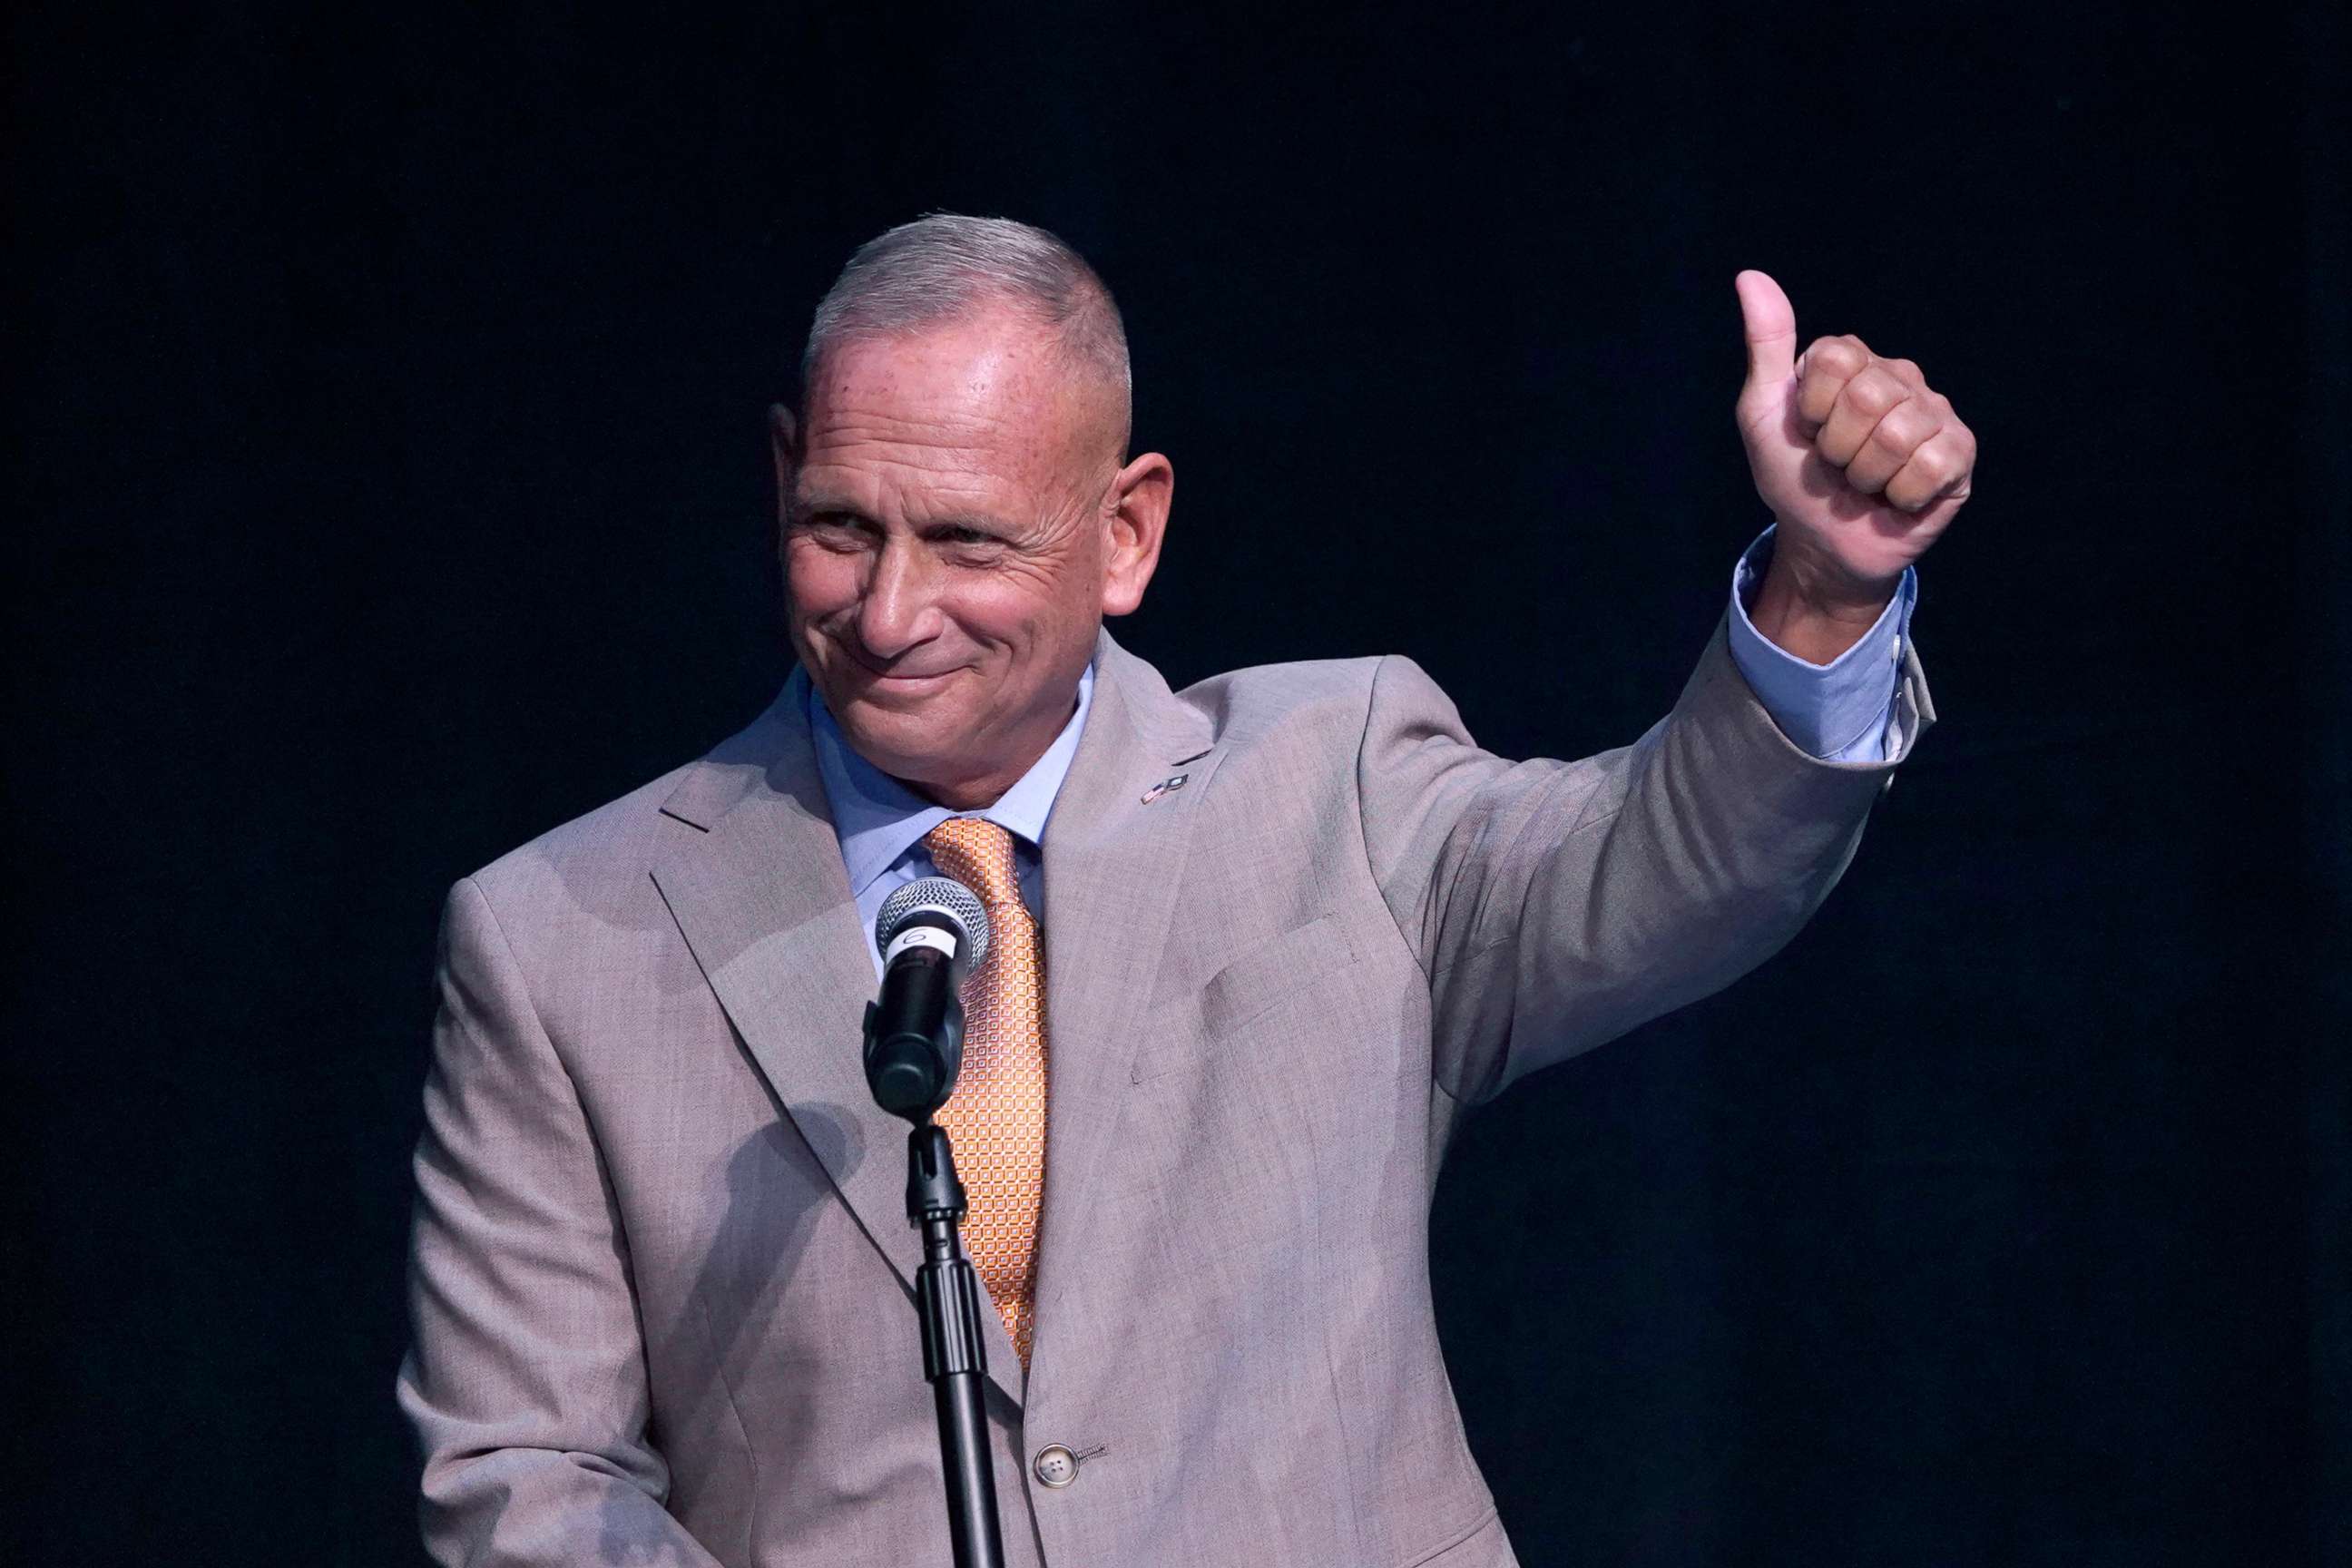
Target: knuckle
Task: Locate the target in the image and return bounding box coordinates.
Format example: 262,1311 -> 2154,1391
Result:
1869,408 -> 1926,454
1913,446 -> 1962,487
1806,338 -> 1865,377
1847,370 -> 1906,416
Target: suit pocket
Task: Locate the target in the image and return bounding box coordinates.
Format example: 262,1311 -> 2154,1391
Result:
1134,912 -> 1357,1082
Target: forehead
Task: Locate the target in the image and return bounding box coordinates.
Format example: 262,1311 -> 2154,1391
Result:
796,314 -> 1086,518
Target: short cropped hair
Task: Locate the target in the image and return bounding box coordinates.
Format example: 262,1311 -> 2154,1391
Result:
801,213 -> 1131,442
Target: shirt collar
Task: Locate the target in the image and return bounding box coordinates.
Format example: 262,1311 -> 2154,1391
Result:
808,662 -> 1096,899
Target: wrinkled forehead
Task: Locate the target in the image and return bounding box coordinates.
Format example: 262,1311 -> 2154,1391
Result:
799,314 -> 1122,513
808,316 -> 1088,451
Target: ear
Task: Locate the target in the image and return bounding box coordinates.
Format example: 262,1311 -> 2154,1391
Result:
1099,450 -> 1173,618
768,402 -> 800,522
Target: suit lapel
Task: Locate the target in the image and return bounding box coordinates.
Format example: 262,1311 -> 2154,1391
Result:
652,672 -> 1030,1406
652,644 -> 1213,1409
1029,631 -> 1220,1383
648,676 -> 933,1306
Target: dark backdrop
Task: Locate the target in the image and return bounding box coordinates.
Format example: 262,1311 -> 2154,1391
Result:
9,2 -> 2346,1563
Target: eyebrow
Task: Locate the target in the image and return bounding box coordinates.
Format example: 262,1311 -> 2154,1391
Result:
788,491 -> 867,524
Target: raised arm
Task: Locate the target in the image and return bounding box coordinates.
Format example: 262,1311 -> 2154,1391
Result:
1357,611 -> 1931,1102
1359,270 -> 1968,1102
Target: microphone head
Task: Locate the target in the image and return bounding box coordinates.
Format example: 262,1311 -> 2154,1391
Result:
875,876 -> 991,981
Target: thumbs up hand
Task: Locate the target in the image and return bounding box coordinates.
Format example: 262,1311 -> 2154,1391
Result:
1733,270 -> 1975,610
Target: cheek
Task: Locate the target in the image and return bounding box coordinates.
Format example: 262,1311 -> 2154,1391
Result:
934,583 -> 1022,652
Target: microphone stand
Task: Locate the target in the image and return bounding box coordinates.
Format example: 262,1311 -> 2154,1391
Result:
862,886 -> 1007,1568
905,1120 -> 1007,1568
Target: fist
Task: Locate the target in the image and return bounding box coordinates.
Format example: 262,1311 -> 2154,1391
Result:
1733,270 -> 1975,601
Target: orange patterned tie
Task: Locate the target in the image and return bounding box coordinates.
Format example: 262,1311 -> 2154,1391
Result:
922,818 -> 1048,1368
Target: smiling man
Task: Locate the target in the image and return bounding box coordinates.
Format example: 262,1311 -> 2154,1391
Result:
398,214 -> 1969,1567
778,256 -> 1165,809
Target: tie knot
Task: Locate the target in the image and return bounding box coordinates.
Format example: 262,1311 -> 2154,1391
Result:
923,817 -> 1024,910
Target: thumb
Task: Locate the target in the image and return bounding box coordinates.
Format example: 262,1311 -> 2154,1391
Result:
1735,269 -> 1797,394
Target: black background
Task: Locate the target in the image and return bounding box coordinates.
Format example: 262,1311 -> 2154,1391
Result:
10,2 -> 2346,1563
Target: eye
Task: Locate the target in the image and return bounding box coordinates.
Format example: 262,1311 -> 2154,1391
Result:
929,523 -> 1009,557
797,512 -> 877,551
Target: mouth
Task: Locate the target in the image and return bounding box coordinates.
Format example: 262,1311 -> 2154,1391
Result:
829,646 -> 965,697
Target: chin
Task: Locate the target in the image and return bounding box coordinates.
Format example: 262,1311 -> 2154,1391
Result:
831,694 -> 968,780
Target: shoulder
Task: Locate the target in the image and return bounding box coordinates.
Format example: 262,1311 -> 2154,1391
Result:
466,761 -> 694,900
1171,652 -> 1467,759
460,693 -> 798,919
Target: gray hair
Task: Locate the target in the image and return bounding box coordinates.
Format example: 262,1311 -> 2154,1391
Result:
801,213 -> 1131,439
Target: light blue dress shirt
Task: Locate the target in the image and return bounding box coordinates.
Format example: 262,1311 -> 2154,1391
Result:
810,525 -> 1912,969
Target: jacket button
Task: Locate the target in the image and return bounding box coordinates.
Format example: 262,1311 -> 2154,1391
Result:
1033,1445 -> 1079,1488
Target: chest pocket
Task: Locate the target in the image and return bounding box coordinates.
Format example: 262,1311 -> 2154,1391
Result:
1134,912 -> 1358,1082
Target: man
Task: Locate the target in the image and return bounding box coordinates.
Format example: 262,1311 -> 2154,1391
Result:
398,214 -> 1968,1566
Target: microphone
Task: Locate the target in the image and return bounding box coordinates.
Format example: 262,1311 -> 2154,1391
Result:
863,877 -> 992,1121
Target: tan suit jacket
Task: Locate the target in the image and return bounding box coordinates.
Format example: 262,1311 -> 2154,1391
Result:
398,612 -> 1936,1566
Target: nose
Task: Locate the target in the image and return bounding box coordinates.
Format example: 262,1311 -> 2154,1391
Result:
855,538 -> 943,662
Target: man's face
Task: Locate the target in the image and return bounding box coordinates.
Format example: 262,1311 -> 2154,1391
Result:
779,307 -> 1166,808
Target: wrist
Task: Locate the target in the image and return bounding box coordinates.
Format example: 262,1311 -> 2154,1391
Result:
1748,533 -> 1898,664
1756,525 -> 1900,620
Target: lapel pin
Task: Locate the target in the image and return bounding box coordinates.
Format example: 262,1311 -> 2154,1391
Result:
1141,772 -> 1190,805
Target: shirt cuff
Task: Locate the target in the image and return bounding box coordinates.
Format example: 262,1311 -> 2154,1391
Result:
1726,523 -> 1916,762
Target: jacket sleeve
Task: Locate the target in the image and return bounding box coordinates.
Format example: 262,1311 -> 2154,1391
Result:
396,877 -> 724,1568
1357,605 -> 1936,1104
